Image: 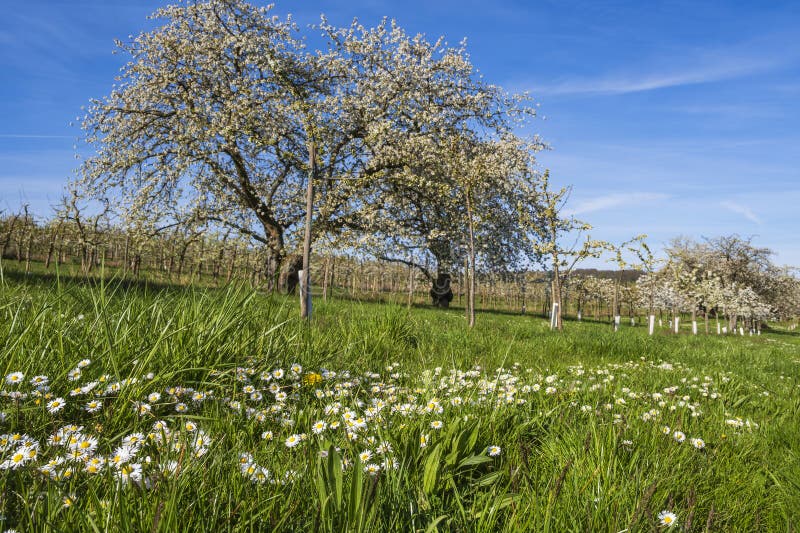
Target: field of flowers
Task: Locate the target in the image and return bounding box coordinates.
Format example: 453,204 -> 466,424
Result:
1,275 -> 798,531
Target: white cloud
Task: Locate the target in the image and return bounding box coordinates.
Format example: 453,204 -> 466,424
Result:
536,55 -> 779,96
565,192 -> 669,216
720,200 -> 761,224
519,32 -> 799,97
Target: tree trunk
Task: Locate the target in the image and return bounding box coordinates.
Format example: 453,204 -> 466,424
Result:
280,254 -> 303,295
122,235 -> 130,277
430,270 -> 454,308
407,259 -> 415,309
463,255 -> 469,320
300,140 -> 316,319
1,215 -> 19,259
45,223 -> 61,269
466,189 -> 476,327
226,246 -> 237,284
551,264 -> 563,331
177,243 -> 190,281
24,233 -> 33,273
45,238 -> 55,269
213,240 -> 226,285
322,256 -> 330,302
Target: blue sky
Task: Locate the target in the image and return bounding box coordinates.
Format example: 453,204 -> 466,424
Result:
1,0 -> 799,266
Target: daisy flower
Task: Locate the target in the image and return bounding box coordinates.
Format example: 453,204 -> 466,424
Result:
193,431 -> 211,449
161,460 -> 179,475
30,375 -> 49,386
673,431 -> 686,443
71,436 -> 98,454
109,445 -> 136,466
284,434 -> 302,448
487,445 -> 502,457
658,510 -> 677,527
376,441 -> 393,455
84,457 -> 105,474
115,462 -> 143,484
192,447 -> 208,458
122,433 -> 145,448
6,372 -> 24,385
0,449 -> 29,469
381,457 -> 399,470
85,400 -> 103,413
135,402 -> 151,416
47,398 -> 66,414
250,466 -> 270,483
690,438 -> 705,450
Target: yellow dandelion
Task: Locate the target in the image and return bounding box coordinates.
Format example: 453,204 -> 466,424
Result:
303,373 -> 323,386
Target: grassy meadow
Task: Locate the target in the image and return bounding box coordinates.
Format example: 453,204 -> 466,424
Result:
0,267 -> 798,531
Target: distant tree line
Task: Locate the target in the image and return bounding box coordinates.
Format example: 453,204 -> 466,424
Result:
2,206 -> 798,333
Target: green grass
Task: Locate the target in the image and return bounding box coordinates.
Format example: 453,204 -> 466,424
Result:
0,271 -> 798,532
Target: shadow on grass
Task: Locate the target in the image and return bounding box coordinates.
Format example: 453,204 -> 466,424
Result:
1,265 -> 222,295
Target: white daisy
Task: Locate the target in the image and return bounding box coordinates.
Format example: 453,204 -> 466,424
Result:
657,510 -> 677,527
47,398 -> 66,414
5,372 -> 24,385
690,437 -> 705,450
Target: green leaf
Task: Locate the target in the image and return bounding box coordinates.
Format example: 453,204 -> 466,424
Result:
458,454 -> 493,469
466,421 -> 481,451
329,446 -> 343,510
473,494 -> 521,519
423,443 -> 443,495
424,514 -> 449,533
349,453 -> 364,524
473,470 -> 503,487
